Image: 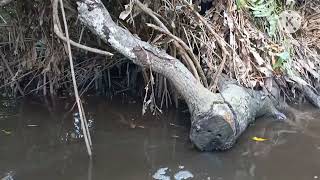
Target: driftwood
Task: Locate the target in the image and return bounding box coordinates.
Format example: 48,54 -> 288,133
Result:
76,0 -> 284,151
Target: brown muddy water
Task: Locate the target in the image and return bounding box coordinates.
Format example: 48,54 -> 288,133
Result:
0,96 -> 320,180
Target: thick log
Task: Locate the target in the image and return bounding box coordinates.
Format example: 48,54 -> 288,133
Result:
75,0 -> 283,151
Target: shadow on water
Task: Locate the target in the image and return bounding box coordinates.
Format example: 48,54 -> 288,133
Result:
0,97 -> 320,180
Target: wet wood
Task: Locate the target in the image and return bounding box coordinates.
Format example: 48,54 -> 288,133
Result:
76,0 -> 284,151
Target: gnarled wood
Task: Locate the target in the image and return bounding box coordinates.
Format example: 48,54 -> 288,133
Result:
75,0 -> 283,151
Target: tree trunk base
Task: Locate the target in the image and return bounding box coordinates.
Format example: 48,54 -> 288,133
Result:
75,0 -> 286,151
189,76 -> 286,151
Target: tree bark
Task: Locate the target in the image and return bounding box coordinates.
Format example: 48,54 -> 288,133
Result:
75,0 -> 284,151
302,85 -> 320,108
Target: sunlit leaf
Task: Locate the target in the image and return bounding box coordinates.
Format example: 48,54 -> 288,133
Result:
236,0 -> 247,9
252,136 -> 268,141
277,51 -> 290,61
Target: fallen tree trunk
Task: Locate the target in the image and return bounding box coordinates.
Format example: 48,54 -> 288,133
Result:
75,0 -> 284,151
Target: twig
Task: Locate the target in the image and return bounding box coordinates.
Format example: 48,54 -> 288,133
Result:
57,0 -> 92,156
210,54 -> 227,92
52,0 -> 113,57
0,69 -> 35,90
0,50 -> 24,95
135,0 -> 210,86
147,23 -> 209,87
182,0 -> 230,91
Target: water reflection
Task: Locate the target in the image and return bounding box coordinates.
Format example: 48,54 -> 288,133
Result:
152,167 -> 194,180
1,171 -> 14,180
152,167 -> 170,180
62,112 -> 95,142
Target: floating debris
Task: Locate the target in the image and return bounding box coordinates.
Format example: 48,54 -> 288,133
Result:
169,123 -> 182,128
174,170 -> 194,180
252,137 -> 268,142
172,135 -> 180,138
27,124 -> 39,127
1,130 -> 12,135
1,171 -> 14,180
152,167 -> 170,180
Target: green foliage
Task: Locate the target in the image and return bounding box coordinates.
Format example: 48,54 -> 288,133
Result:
249,0 -> 275,17
266,14 -> 278,36
240,0 -> 283,36
236,0 -> 248,9
249,0 -> 279,36
273,50 -> 290,70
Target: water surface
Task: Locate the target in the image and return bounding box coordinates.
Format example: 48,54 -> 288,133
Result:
0,97 -> 319,180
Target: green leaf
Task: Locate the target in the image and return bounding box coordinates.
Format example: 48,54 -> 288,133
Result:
267,14 -> 279,36
272,59 -> 283,69
272,51 -> 290,70
236,0 -> 247,9
248,0 -> 275,17
278,51 -> 290,61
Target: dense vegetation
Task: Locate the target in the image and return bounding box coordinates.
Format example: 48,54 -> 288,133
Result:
0,0 -> 319,107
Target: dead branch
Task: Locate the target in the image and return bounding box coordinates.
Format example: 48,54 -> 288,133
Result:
52,0 -> 113,57
135,0 -> 208,87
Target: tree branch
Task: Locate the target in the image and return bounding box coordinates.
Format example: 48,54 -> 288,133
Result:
52,0 -> 113,57
75,0 -> 285,151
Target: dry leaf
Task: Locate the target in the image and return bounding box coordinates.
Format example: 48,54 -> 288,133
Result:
119,4 -> 132,20
252,136 -> 268,142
